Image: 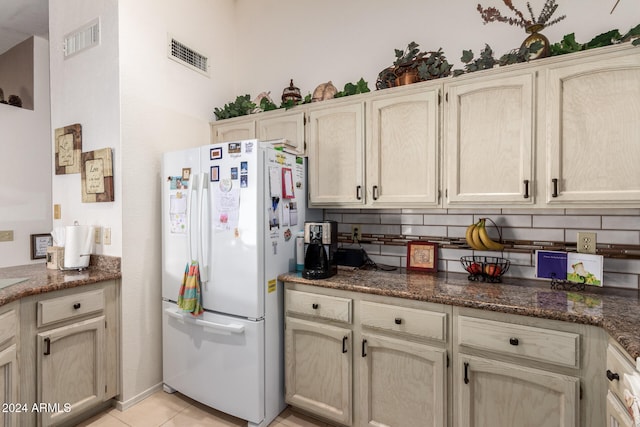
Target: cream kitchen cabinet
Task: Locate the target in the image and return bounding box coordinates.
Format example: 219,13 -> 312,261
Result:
210,118 -> 256,144
443,71 -> 535,206
19,280 -> 119,427
358,301 -> 448,427
256,110 -> 305,155
543,46 -> 640,205
605,339 -> 637,427
307,100 -> 365,206
453,307 -> 606,427
0,303 -> 18,427
307,85 -> 440,208
211,109 -> 306,155
284,284 -> 451,427
284,290 -> 353,426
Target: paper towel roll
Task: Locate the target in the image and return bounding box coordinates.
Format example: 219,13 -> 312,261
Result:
63,225 -> 94,269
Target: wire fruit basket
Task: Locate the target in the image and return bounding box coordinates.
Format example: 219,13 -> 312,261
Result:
460,255 -> 511,283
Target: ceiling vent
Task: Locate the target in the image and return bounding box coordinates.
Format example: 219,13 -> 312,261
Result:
64,18 -> 100,59
168,36 -> 209,76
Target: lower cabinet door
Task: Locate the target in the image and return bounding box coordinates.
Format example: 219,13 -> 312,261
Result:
0,344 -> 17,427
285,317 -> 352,426
359,333 -> 446,427
456,354 -> 579,427
37,316 -> 106,427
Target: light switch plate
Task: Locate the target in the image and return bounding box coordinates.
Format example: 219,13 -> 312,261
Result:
94,228 -> 101,244
103,228 -> 111,245
0,230 -> 14,242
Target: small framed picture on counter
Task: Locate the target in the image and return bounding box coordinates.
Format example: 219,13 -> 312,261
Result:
407,241 -> 437,272
31,234 -> 53,260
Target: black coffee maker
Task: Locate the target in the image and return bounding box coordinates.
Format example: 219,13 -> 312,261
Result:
302,221 -> 338,279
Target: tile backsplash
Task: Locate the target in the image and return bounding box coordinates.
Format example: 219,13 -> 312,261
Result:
324,208 -> 640,290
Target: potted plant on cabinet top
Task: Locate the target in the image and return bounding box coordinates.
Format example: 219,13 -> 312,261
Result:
377,42 -> 453,89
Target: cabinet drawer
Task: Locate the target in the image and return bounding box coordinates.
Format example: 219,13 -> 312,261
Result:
607,343 -> 636,402
38,289 -> 105,327
0,309 -> 16,346
457,316 -> 580,368
360,301 -> 446,342
285,290 -> 352,323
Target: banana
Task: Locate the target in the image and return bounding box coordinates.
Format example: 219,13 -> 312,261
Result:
465,222 -> 478,249
477,218 -> 505,251
471,220 -> 489,250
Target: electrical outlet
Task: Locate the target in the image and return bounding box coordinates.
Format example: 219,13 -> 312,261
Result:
351,225 -> 362,241
53,204 -> 61,219
103,227 -> 111,245
577,232 -> 597,254
94,227 -> 102,244
0,230 -> 14,242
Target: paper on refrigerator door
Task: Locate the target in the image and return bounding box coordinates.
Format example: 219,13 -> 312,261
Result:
214,186 -> 240,230
169,194 -> 188,234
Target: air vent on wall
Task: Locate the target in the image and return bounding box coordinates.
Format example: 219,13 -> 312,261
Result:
168,36 -> 209,76
64,18 -> 100,59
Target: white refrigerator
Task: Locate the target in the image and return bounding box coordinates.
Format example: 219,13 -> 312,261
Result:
161,140 -> 315,427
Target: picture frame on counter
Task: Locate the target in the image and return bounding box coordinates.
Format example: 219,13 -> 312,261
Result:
407,241 -> 437,272
31,233 -> 53,260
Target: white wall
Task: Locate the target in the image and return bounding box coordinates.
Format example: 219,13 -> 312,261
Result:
233,0 -> 639,99
0,36 -> 51,268
117,0 -> 236,405
49,0 -> 122,255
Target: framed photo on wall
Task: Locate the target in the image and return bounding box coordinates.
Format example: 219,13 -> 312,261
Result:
407,241 -> 438,272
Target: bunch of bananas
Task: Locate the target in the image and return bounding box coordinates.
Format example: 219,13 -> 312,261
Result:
465,218 -> 504,251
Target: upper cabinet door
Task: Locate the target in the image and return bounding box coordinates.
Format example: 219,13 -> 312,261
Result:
307,102 -> 365,206
257,110 -> 305,155
545,50 -> 640,205
210,119 -> 256,144
444,72 -> 535,205
367,89 -> 440,207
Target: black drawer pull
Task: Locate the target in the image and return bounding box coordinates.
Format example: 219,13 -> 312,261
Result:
394,318 -> 402,325
552,178 -> 559,198
523,180 -> 530,199
362,339 -> 367,357
464,362 -> 470,384
342,336 -> 348,354
44,337 -> 51,355
356,185 -> 362,200
372,185 -> 379,200
73,303 -> 81,310
509,337 -> 519,346
606,369 -> 620,382
312,303 -> 318,309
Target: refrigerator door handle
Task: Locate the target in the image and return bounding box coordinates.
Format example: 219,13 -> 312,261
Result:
198,172 -> 209,282
164,308 -> 245,335
186,173 -> 198,262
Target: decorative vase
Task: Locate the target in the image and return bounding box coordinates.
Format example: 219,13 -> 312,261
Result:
522,24 -> 550,60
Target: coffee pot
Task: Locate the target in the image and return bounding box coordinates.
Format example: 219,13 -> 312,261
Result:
302,221 -> 337,279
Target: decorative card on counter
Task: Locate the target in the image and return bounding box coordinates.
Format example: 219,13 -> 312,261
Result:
566,253 -> 604,287
535,250 -> 568,280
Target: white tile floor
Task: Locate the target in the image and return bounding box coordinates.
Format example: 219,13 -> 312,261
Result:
77,390 -> 329,427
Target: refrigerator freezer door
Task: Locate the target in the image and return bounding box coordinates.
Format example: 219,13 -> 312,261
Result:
162,301 -> 265,424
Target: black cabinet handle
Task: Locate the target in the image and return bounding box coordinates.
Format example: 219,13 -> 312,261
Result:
394,318 -> 402,325
362,339 -> 367,357
342,336 -> 348,354
372,185 -> 379,200
464,362 -> 470,384
523,180 -> 530,199
552,178 -> 559,198
356,185 -> 362,200
73,303 -> 81,310
312,303 -> 319,309
606,369 -> 620,381
509,337 -> 519,346
44,337 -> 51,355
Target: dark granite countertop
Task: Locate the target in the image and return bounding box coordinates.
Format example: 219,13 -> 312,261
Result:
279,267 -> 640,364
0,256 -> 121,307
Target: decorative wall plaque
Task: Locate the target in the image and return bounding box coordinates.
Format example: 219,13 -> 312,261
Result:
81,148 -> 114,202
54,124 -> 82,174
